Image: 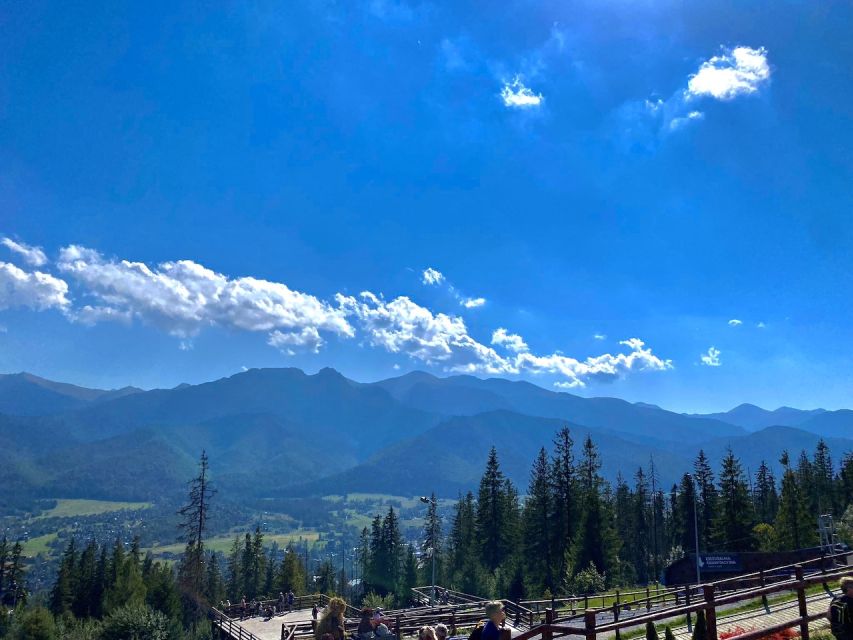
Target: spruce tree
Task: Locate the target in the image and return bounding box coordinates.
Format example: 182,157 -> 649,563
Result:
523,448 -> 554,595
550,427 -> 577,582
754,461 -> 779,524
476,447 -> 508,571
775,451 -> 817,550
421,491 -> 442,587
813,440 -> 836,514
694,451 -> 717,551
178,450 -> 215,605
713,449 -> 755,551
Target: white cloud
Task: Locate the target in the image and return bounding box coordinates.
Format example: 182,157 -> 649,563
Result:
491,328 -> 529,353
687,46 -> 770,101
500,77 -> 543,108
0,262 -> 69,311
728,319 -> 743,326
2,237 -> 48,267
756,321 -> 766,329
7,238 -> 674,387
56,246 -> 354,345
700,346 -> 722,367
267,327 -> 325,355
593,333 -> 606,340
421,267 -> 444,286
461,297 -> 486,309
669,110 -> 705,131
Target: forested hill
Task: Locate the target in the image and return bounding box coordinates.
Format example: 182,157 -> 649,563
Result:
1,367 -> 852,508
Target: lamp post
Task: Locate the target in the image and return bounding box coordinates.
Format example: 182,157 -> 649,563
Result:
420,495 -> 437,605
687,474 -> 701,586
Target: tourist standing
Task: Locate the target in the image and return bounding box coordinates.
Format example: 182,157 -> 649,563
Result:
831,577 -> 853,640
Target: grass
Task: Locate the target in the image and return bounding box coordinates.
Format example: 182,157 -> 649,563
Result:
21,532 -> 58,558
145,529 -> 321,556
36,499 -> 152,519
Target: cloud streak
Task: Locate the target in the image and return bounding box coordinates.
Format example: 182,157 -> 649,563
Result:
2,237 -> 48,267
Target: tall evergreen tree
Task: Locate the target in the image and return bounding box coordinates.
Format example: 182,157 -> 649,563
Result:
713,449 -> 755,551
476,447 -> 509,571
549,427 -> 577,583
421,492 -> 442,588
813,440 -> 836,514
568,436 -> 617,583
775,451 -> 817,550
754,461 -> 779,525
178,450 -> 215,607
693,451 -> 717,551
523,448 -> 554,595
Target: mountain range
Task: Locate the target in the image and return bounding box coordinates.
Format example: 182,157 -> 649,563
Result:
0,368 -> 851,510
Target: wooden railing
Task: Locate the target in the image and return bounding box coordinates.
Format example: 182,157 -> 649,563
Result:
211,606 -> 265,640
511,563 -> 852,640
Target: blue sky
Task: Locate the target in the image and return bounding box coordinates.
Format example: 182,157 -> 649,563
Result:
1,1 -> 851,412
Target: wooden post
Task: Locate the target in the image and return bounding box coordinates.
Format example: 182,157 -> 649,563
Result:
685,587 -> 693,633
795,565 -> 810,640
543,608 -> 554,640
395,614 -> 401,640
703,584 -> 718,640
760,569 -> 769,611
646,586 -> 651,611
281,623 -> 286,640
584,594 -> 589,610
584,609 -> 597,640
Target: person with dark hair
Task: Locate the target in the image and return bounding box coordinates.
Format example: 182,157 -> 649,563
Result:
358,608 -> 376,639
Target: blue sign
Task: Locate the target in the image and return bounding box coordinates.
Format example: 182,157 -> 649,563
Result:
699,554 -> 743,572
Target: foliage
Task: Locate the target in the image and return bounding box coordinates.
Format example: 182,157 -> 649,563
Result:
99,603 -> 170,640
566,561 -> 606,595
9,607 -> 57,640
362,592 -> 395,609
645,622 -> 660,640
691,610 -> 707,640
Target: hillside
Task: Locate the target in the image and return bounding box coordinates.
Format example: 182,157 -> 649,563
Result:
688,403 -> 827,431
1,367 -> 851,506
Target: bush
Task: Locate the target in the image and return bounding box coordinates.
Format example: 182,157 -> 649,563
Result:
361,592 -> 395,610
665,626 -> 676,640
568,562 -> 606,596
11,607 -> 57,640
99,603 -> 170,640
646,622 -> 660,640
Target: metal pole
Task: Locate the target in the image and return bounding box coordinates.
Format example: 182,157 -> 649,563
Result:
431,508 -> 437,606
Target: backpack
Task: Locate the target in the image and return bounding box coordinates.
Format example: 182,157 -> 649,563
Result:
830,595 -> 852,638
468,622 -> 485,640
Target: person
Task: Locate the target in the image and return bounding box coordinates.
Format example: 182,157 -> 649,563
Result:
375,622 -> 394,640
419,626 -> 437,640
315,596 -> 347,640
358,608 -> 376,639
435,623 -> 449,640
481,602 -> 505,640
278,592 -> 286,613
289,590 -> 296,612
830,576 -> 853,640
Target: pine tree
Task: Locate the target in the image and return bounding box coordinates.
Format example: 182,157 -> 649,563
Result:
694,451 -> 717,551
613,474 -> 637,586
0,536 -> 7,597
775,451 -> 817,550
50,539 -> 78,617
477,447 -> 508,571
177,450 -> 215,605
421,492 -> 442,588
449,492 -> 479,594
796,450 -> 816,517
754,461 -> 779,524
568,436 -> 617,582
550,427 -> 577,582
73,540 -> 98,619
632,467 -> 651,583
277,544 -> 306,595
813,440 -> 836,514
226,536 -> 242,600
674,474 -> 699,556
713,449 -> 755,551
523,448 -> 554,595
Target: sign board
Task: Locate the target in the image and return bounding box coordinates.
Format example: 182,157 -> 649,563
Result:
699,554 -> 743,572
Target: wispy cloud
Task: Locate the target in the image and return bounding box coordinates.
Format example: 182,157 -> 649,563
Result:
593,333 -> 606,340
500,76 -> 543,108
421,267 -> 444,285
618,45 -> 770,146
461,297 -> 485,309
728,319 -> 743,326
700,346 -> 722,367
2,237 -> 48,267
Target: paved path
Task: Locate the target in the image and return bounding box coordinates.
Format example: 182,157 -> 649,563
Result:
235,609 -> 316,640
